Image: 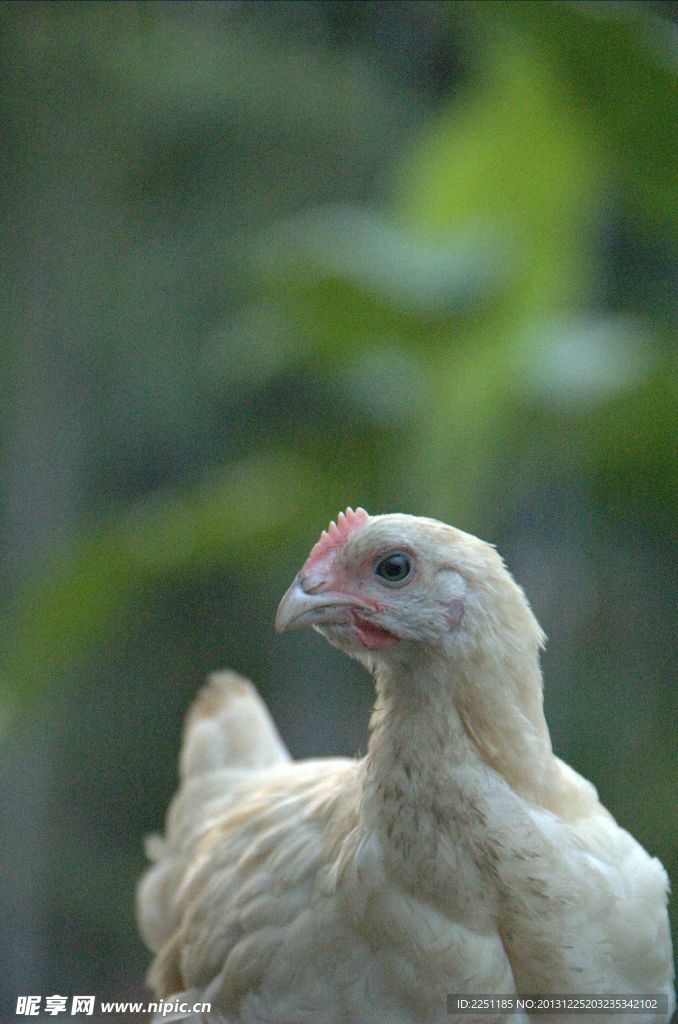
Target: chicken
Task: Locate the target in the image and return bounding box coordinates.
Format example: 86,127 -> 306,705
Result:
137,508 -> 674,1024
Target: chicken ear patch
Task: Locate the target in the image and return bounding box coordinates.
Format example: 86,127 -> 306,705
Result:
445,598 -> 464,629
303,507 -> 369,572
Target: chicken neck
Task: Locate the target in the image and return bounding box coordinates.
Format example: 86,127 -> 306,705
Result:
363,644 -> 571,835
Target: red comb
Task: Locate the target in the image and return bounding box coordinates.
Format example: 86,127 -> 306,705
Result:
303,507 -> 369,571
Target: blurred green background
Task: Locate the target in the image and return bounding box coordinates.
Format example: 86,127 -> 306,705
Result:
1,0 -> 675,1013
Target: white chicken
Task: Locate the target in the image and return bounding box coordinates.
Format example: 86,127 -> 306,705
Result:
137,508 -> 674,1024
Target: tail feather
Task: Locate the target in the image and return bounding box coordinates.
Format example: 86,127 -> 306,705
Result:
138,670 -> 290,959
179,670 -> 291,780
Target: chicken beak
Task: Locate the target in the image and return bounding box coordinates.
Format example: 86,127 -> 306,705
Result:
275,574 -> 355,634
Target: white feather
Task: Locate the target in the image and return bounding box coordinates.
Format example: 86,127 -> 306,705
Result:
137,517 -> 674,1024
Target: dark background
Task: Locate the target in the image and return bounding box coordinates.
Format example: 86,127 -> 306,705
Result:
0,1 -> 675,1015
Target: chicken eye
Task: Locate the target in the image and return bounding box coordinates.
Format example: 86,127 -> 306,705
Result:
375,553 -> 411,584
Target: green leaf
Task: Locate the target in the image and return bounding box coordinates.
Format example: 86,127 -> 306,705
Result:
256,204 -> 508,316
500,0 -> 678,228
0,452 -> 346,730
390,14 -> 603,518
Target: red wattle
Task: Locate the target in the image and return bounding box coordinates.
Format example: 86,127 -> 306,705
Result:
350,612 -> 399,651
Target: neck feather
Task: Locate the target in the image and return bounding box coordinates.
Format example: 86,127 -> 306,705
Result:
366,643 -> 582,819
453,641 -> 561,809
361,663 -> 473,873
